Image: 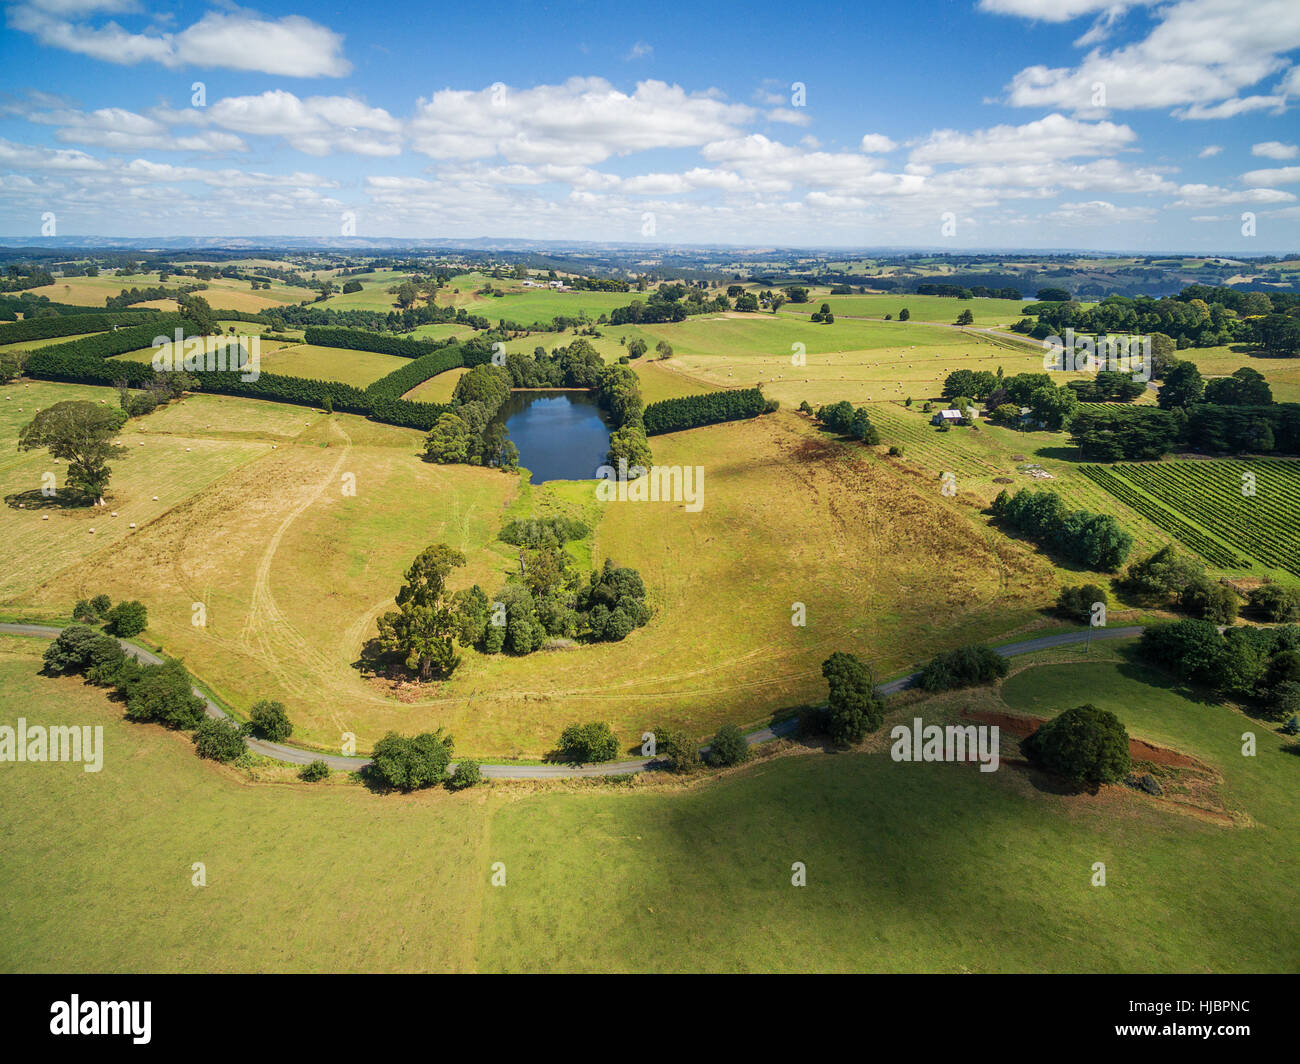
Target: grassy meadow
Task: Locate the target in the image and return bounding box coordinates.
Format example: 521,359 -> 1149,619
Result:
2,636 -> 1295,973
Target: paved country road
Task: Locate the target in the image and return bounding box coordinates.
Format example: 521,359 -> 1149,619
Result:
0,622 -> 1145,780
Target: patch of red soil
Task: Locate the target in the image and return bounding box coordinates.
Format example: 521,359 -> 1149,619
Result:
960,708 -> 1202,769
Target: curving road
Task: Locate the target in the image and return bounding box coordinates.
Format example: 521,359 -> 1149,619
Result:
1,621 -> 1145,779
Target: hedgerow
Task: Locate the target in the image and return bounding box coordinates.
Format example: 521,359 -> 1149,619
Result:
643,387 -> 767,435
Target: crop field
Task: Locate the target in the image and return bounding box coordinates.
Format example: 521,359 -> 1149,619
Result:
1080,459 -> 1300,576
8,405 -> 1053,759
577,313 -> 1069,408
863,403 -> 1174,566
1176,345 -> 1300,404
402,364 -> 470,402
0,382 -> 273,601
3,639 -> 1294,973
255,344 -> 410,387
28,272 -> 314,313
775,291 -> 1030,327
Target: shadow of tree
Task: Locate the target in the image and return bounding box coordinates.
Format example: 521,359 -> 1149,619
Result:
4,487 -> 94,511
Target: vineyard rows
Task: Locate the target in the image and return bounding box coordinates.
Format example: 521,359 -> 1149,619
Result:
1080,459 -> 1300,574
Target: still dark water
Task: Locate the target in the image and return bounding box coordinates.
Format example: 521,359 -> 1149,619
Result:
496,390 -> 610,483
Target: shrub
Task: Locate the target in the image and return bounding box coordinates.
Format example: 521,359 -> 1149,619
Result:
558,721 -> 619,764
917,644 -> 1009,692
105,599 -> 147,637
1281,714 -> 1300,736
89,593 -> 112,616
368,729 -> 455,791
706,723 -> 750,767
248,699 -> 293,742
1056,584 -> 1108,624
42,624 -> 102,674
447,759 -> 483,790
192,717 -> 248,763
888,445 -> 904,457
1138,619 -> 1224,685
1247,583 -> 1300,623
1180,575 -> 1239,624
300,760 -> 331,782
119,659 -> 208,730
655,728 -> 700,772
1023,704 -> 1131,785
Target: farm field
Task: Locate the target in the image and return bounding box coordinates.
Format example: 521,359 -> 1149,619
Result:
1080,459 -> 1300,577
574,312 -> 1070,408
3,637 -> 1294,973
776,291 -> 1031,327
481,645 -> 1299,972
863,403 -> 1184,569
112,340 -> 407,388
1175,344 -> 1300,404
403,364 -> 470,402
6,401 -> 1055,759
255,343 -> 410,387
28,272 -> 315,313
0,381 -> 273,601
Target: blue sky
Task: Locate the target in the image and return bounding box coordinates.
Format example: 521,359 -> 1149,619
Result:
1,0 -> 1298,249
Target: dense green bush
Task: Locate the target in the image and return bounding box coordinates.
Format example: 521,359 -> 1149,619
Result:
1056,584 -> 1108,623
105,600 -> 148,637
822,651 -> 884,745
300,760 -> 331,782
192,718 -> 248,763
120,659 -> 207,730
1023,704 -> 1131,785
705,723 -> 750,767
917,644 -> 1009,692
654,728 -> 700,772
447,759 -> 483,790
991,488 -> 1132,571
558,721 -> 619,764
368,729 -> 455,791
248,700 -> 293,742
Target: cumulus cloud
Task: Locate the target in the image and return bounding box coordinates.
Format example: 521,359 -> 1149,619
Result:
1000,0 -> 1300,114
6,4 -> 351,76
859,133 -> 897,153
207,91 -> 400,156
1239,165 -> 1300,185
1252,141 -> 1299,159
408,78 -> 754,164
909,114 -> 1137,165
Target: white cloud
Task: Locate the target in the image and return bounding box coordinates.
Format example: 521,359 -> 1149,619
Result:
978,0 -> 1151,20
1172,182 -> 1296,206
1001,0 -> 1300,114
1240,165 -> 1300,185
409,78 -> 754,164
1174,95 -> 1287,119
625,41 -> 652,60
208,91 -> 400,156
859,133 -> 897,153
1198,144 -> 1223,157
909,114 -> 1137,165
1252,141 -> 1299,159
1046,199 -> 1158,224
766,108 -> 811,126
6,4 -> 350,76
